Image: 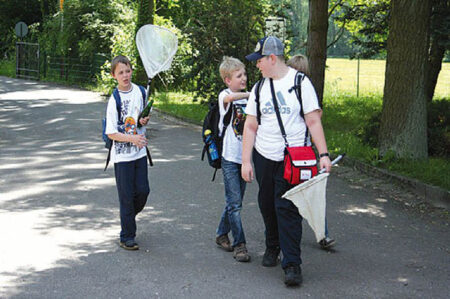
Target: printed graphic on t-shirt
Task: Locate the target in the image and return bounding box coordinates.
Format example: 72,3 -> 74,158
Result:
116,99 -> 139,155
261,91 -> 292,115
232,103 -> 247,140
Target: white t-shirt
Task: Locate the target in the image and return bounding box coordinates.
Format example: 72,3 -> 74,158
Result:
218,88 -> 248,164
105,83 -> 147,163
246,68 -> 320,161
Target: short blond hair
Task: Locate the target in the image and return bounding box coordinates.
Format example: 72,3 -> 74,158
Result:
219,56 -> 245,82
287,54 -> 310,76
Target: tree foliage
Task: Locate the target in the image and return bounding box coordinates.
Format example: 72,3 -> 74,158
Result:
333,0 -> 390,58
0,0 -> 42,57
168,0 -> 266,99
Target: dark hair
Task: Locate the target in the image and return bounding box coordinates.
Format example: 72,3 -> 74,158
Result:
111,55 -> 132,74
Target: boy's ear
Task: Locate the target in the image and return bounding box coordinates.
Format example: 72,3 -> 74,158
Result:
224,76 -> 231,86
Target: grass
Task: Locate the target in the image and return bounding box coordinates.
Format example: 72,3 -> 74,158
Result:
153,91 -> 208,124
324,58 -> 449,98
0,60 -> 16,77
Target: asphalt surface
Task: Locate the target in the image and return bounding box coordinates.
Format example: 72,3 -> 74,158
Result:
0,76 -> 448,298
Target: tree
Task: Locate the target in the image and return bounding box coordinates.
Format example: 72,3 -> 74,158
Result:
134,0 -> 155,85
306,0 -> 328,106
425,0 -> 449,101
378,0 -> 432,159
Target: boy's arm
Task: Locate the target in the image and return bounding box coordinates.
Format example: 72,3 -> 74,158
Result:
304,110 -> 331,172
241,115 -> 258,182
223,92 -> 250,104
108,132 -> 148,149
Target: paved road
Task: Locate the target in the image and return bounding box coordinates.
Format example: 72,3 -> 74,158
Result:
0,76 -> 448,298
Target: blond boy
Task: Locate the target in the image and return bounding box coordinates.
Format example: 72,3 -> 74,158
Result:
215,56 -> 250,262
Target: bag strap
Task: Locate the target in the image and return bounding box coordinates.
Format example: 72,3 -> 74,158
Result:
222,101 -> 233,136
254,78 -> 265,125
145,146 -> 154,167
104,89 -> 122,171
288,71 -> 309,146
138,85 -> 146,110
269,78 -> 289,147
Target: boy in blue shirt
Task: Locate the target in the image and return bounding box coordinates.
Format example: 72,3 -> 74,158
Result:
215,56 -> 250,262
105,55 -> 150,250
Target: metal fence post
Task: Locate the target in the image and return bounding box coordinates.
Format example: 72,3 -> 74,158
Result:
357,57 -> 360,98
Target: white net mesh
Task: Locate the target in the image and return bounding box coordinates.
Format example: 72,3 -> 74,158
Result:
283,173 -> 329,242
136,25 -> 178,78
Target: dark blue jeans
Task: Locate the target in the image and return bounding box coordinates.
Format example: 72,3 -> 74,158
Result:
216,158 -> 247,247
253,149 -> 303,268
114,156 -> 150,242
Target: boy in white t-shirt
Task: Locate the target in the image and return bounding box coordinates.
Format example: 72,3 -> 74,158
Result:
105,55 -> 150,251
242,37 -> 332,286
215,56 -> 250,262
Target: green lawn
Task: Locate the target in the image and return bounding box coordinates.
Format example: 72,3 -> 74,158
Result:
325,58 -> 449,99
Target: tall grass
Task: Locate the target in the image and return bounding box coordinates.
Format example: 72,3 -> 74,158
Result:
0,60 -> 16,77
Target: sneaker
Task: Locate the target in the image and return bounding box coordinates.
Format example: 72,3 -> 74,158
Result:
319,237 -> 336,249
216,234 -> 233,252
262,247 -> 280,267
119,240 -> 139,250
233,243 -> 251,262
284,264 -> 302,287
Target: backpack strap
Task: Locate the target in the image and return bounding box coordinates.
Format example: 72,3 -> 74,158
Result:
222,101 -> 233,135
138,85 -> 147,109
145,146 -> 153,167
289,71 -> 309,146
104,88 -> 122,171
254,78 -> 265,125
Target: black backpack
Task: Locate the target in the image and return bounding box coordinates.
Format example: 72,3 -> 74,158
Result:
201,99 -> 232,181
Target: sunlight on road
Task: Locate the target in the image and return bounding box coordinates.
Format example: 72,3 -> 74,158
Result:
0,207 -> 118,296
0,88 -> 104,104
339,204 -> 387,218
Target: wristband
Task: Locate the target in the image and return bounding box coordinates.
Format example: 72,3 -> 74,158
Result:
319,152 -> 330,158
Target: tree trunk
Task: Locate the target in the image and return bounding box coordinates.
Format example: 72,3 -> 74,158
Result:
306,0 -> 328,107
135,0 -> 155,85
425,0 -> 448,101
379,0 -> 432,159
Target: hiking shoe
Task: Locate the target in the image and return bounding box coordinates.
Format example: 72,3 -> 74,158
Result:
119,240 -> 139,251
319,237 -> 336,250
233,243 -> 251,262
216,234 -> 233,252
284,264 -> 303,287
262,247 -> 280,267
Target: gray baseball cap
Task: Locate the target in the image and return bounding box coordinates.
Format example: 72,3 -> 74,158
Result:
245,36 -> 284,61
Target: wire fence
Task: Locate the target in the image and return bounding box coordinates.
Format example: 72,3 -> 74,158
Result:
42,53 -> 108,83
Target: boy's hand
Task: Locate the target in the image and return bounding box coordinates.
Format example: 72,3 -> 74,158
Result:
131,134 -> 148,148
319,156 -> 332,173
241,162 -> 254,183
139,116 -> 150,126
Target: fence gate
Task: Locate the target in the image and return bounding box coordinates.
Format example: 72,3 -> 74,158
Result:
16,42 -> 39,80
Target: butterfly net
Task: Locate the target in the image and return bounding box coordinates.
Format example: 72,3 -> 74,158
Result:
136,25 -> 178,79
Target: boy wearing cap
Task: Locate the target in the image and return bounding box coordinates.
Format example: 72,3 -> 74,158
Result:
241,36 -> 332,286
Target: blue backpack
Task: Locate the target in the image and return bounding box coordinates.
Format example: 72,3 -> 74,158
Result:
102,85 -> 153,170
